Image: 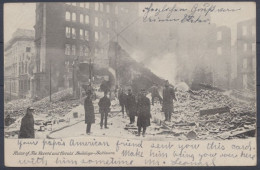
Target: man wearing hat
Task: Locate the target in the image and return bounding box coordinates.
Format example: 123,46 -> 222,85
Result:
149,83 -> 162,106
162,80 -> 177,122
19,107 -> 35,138
84,90 -> 95,135
126,89 -> 137,124
136,89 -> 151,137
98,91 -> 111,129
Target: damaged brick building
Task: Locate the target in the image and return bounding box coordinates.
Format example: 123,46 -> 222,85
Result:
34,2 -> 139,98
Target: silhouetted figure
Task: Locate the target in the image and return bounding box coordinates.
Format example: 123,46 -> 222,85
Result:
150,83 -> 162,105
98,91 -> 111,129
119,89 -> 127,117
136,89 -> 151,137
126,89 -> 137,124
162,80 -> 177,121
19,107 -> 35,138
84,90 -> 95,135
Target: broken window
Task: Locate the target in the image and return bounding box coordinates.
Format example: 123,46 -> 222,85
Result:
80,29 -> 83,40
72,28 -> 76,39
95,17 -> 99,27
85,15 -> 89,24
106,20 -> 110,28
80,14 -> 84,23
95,31 -> 99,41
26,47 -> 31,52
65,44 -> 70,55
79,46 -> 83,56
85,30 -> 89,41
72,13 -> 76,22
72,45 -> 76,55
65,11 -> 70,21
65,27 -> 70,38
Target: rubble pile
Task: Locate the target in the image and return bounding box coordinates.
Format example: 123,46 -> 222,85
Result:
150,89 -> 256,140
4,88 -> 82,137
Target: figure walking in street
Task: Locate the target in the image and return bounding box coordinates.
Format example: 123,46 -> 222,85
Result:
18,107 -> 35,138
98,91 -> 111,129
119,89 -> 127,117
84,90 -> 95,135
126,89 -> 136,124
136,89 -> 151,137
162,80 -> 177,122
149,83 -> 162,105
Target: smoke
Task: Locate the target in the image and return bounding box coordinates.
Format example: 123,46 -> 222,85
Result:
147,53 -> 178,85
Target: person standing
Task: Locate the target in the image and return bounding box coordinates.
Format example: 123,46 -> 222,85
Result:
98,91 -> 111,129
19,107 -> 35,138
84,90 -> 95,135
136,89 -> 151,137
162,80 -> 177,122
126,89 -> 136,124
150,83 -> 162,105
119,89 -> 127,117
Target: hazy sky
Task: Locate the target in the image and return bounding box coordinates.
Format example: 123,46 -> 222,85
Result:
4,2 -> 255,44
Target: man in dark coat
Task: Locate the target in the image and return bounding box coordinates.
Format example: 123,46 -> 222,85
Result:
126,89 -> 136,124
136,89 -> 151,137
162,80 -> 177,122
84,90 -> 95,135
150,83 -> 162,105
98,91 -> 111,129
118,89 -> 127,117
19,107 -> 35,138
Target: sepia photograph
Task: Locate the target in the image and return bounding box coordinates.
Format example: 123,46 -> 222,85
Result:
3,1 -> 257,167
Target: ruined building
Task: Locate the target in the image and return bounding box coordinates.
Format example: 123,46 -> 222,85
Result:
34,2 -> 139,98
4,29 -> 35,101
237,18 -> 256,90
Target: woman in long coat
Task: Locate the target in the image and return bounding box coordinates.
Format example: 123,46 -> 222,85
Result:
84,90 -> 95,135
136,89 -> 151,137
19,107 -> 35,138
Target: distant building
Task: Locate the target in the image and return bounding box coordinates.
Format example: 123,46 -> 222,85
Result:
237,18 -> 256,90
211,26 -> 232,89
4,29 -> 35,101
34,2 -> 139,98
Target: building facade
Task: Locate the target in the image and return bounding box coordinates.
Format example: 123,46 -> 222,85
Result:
210,26 -> 232,89
4,29 -> 36,101
34,2 -> 139,98
237,18 -> 256,90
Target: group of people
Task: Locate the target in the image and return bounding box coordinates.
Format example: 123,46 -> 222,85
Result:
17,80 -> 176,138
